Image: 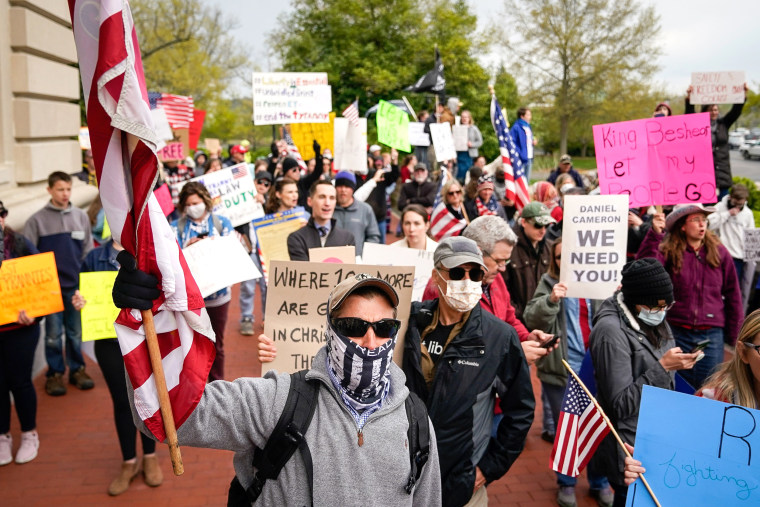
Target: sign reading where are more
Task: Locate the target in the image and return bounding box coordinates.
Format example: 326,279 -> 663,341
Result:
252,72 -> 332,125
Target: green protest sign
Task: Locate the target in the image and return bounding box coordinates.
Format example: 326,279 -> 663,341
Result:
376,100 -> 411,152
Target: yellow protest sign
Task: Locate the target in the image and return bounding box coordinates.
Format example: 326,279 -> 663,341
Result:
0,252 -> 63,325
79,271 -> 120,341
102,216 -> 111,239
290,112 -> 336,160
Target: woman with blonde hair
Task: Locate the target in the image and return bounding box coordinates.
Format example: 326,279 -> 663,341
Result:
429,179 -> 469,241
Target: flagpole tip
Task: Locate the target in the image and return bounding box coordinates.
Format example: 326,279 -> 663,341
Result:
488,85 -> 495,96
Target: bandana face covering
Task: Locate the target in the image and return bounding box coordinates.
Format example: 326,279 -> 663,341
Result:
326,318 -> 396,412
437,276 -> 482,312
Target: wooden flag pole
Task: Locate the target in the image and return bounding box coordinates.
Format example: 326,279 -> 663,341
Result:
142,309 -> 184,476
561,360 -> 661,507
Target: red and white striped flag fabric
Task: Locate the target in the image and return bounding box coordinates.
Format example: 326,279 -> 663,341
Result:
551,375 -> 610,477
429,201 -> 467,241
69,0 -> 215,442
342,100 -> 360,127
282,129 -> 308,171
490,95 -> 530,211
148,92 -> 194,130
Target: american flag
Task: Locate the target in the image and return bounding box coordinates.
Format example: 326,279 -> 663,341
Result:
429,169 -> 467,240
490,95 -> 530,211
282,128 -> 307,171
551,375 -> 610,477
342,100 -> 360,127
69,0 -> 215,442
148,92 -> 194,130
230,163 -> 248,179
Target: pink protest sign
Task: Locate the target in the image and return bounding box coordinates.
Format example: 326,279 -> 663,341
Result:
153,184 -> 174,216
593,113 -> 716,207
157,142 -> 185,162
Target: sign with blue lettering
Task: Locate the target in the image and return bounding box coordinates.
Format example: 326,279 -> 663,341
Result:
626,386 -> 760,506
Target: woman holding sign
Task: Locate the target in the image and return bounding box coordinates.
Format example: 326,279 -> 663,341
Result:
171,182 -> 234,382
0,201 -> 42,466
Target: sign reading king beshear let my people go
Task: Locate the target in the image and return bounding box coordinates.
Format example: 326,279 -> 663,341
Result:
252,72 -> 332,125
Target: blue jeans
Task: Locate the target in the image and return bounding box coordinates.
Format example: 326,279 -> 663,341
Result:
670,326 -> 723,390
44,286 -> 84,376
239,250 -> 267,321
524,159 -> 533,182
376,219 -> 386,246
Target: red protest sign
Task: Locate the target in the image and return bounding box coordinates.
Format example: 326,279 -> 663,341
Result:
189,109 -> 206,150
153,184 -> 174,216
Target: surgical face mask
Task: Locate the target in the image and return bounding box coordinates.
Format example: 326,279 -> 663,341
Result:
438,277 -> 482,312
637,309 -> 666,326
186,203 -> 206,219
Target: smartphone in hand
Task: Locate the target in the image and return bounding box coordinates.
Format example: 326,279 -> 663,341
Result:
540,334 -> 561,349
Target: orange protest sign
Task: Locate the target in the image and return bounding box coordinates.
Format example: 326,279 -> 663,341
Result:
0,252 -> 63,325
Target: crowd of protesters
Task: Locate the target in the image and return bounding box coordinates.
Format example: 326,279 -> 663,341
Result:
2,86 -> 759,507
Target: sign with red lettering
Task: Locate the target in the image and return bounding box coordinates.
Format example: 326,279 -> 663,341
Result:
593,113 -> 716,207
157,142 -> 185,162
690,71 -> 746,105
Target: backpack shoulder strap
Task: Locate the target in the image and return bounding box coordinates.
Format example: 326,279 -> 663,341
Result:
243,369 -> 319,505
211,214 -> 223,235
404,391 -> 430,494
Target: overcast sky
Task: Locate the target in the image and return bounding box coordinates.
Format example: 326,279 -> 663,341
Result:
207,0 -> 759,97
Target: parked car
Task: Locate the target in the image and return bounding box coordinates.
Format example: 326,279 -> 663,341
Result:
729,132 -> 745,149
740,140 -> 760,160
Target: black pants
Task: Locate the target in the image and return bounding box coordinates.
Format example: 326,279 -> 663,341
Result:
609,481 -> 628,507
95,339 -> 155,460
0,323 -> 40,433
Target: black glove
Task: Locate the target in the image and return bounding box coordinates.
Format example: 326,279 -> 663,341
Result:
271,141 -> 279,159
313,140 -> 321,155
113,250 -> 161,310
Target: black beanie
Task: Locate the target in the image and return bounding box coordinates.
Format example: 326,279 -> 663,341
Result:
282,157 -> 299,173
621,258 -> 673,307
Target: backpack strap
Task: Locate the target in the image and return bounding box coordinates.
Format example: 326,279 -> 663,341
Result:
244,370 -> 319,505
404,391 -> 430,494
211,214 -> 223,235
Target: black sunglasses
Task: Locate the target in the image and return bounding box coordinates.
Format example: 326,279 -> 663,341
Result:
438,266 -> 485,282
528,220 -> 547,229
331,317 -> 401,339
257,180 -> 271,187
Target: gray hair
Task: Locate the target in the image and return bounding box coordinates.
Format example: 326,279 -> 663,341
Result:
463,216 -> 517,253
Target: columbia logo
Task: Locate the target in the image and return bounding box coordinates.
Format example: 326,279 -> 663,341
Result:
457,360 -> 479,367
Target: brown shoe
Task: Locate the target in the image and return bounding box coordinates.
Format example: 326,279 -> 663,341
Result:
45,373 -> 67,396
142,455 -> 163,487
69,367 -> 94,390
108,461 -> 140,496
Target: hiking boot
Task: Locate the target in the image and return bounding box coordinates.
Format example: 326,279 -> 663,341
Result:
45,373 -> 67,396
69,367 -> 94,390
15,430 -> 39,464
590,486 -> 615,507
239,318 -> 254,336
558,486 -> 578,507
142,455 -> 163,487
0,433 -> 11,466
108,461 -> 140,496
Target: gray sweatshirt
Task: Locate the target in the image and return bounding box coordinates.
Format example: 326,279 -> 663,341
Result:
131,347 -> 441,505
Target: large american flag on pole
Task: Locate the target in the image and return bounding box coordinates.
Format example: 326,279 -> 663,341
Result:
69,0 -> 215,442
551,375 -> 610,477
490,95 -> 530,211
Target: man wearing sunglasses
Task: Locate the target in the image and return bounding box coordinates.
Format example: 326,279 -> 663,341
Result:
403,236 -> 534,507
505,201 -> 556,324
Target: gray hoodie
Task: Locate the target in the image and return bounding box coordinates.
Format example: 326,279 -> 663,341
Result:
132,347 -> 441,505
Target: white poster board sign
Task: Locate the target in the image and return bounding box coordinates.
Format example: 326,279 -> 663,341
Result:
408,122 -> 430,147
361,243 -> 433,302
744,229 -> 760,262
151,107 -> 174,142
452,125 -> 469,152
334,117 -> 368,174
185,164 -> 264,227
252,72 -> 332,125
690,71 -> 746,105
183,235 -> 262,297
429,123 -> 457,162
560,194 -> 629,299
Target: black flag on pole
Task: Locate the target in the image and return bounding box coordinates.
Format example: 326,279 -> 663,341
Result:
405,48 -> 445,95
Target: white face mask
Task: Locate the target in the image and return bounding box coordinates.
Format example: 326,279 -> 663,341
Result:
438,276 -> 482,312
186,203 -> 207,219
637,309 -> 666,326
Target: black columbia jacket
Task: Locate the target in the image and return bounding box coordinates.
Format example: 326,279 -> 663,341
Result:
402,300 -> 534,507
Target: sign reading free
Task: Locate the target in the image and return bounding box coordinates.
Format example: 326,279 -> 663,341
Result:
593,113 -> 716,207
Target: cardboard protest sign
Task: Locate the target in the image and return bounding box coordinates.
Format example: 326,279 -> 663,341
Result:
186,165 -> 264,226
182,235 -> 261,297
690,71 -> 746,105
80,271 -> 119,341
429,123 -> 457,162
452,125 -> 469,152
252,72 -> 332,125
173,128 -> 191,157
204,138 -> 221,156
334,117 -> 368,173
151,108 -> 174,142
309,246 -> 356,264
626,385 -> 760,506
361,243 -> 434,302
593,113 -> 716,207
290,112 -> 336,160
0,252 -> 63,325
252,207 -> 310,267
78,127 -> 91,150
188,109 -> 206,150
263,261 -> 414,374
157,142 -> 185,162
560,195 -> 628,299
376,100 -> 411,152
744,229 -> 760,262
408,122 -> 430,147
153,184 -> 174,216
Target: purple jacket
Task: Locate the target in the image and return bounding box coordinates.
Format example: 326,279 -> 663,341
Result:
636,228 -> 742,345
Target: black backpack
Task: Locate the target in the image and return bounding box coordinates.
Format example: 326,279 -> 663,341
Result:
227,370 -> 431,506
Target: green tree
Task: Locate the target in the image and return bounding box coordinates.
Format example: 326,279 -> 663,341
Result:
496,0 -> 662,154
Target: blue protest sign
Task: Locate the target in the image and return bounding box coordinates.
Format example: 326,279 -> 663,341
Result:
626,385 -> 760,506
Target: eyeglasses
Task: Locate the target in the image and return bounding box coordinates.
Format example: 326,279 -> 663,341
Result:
743,342 -> 760,356
484,252 -> 510,267
330,317 -> 401,339
642,302 -> 676,313
447,190 -> 462,196
257,180 -> 271,187
437,266 -> 485,282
